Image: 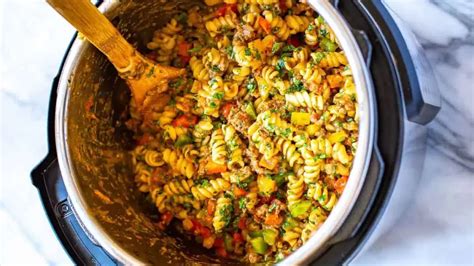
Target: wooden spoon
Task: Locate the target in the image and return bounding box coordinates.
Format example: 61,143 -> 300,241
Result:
47,0 -> 185,106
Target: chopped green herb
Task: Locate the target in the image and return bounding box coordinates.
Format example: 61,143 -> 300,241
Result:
176,12 -> 188,24
211,65 -> 221,72
201,179 -> 210,187
271,42 -> 283,54
307,24 -> 315,31
239,197 -> 247,210
247,78 -> 257,92
244,47 -> 252,56
210,101 -> 217,108
287,78 -> 305,93
146,66 -> 155,78
188,46 -> 202,53
268,202 -> 278,213
282,44 -> 296,53
280,128 -> 292,137
254,49 -> 262,60
225,45 -> 235,59
319,28 -> 328,37
213,92 -> 224,100
318,194 -> 327,202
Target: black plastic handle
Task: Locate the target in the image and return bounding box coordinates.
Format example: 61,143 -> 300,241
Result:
32,154 -> 116,265
356,0 -> 441,125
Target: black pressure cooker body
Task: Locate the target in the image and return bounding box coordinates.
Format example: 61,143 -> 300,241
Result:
32,0 -> 440,264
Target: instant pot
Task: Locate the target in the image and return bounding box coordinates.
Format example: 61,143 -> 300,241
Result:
32,0 -> 441,264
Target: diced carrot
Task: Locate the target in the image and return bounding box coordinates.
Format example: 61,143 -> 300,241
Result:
171,114 -> 198,128
334,176 -> 348,194
233,187 -> 247,197
258,16 -> 272,34
216,246 -> 228,258
237,217 -> 247,230
207,199 -> 216,215
264,213 -> 283,226
221,102 -> 235,118
206,161 -> 228,174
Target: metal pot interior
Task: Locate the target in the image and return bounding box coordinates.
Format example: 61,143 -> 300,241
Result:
60,0 -> 374,264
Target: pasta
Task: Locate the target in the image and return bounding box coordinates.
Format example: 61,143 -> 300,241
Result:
129,1 -> 359,263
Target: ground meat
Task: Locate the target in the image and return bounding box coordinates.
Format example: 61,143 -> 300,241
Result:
245,147 -> 279,175
227,107 -> 252,135
254,204 -> 269,223
255,98 -> 286,113
234,24 -> 256,43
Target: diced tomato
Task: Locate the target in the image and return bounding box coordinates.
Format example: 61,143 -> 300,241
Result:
200,227 -> 212,238
334,176 -> 348,194
179,55 -> 191,64
137,133 -> 153,145
287,35 -> 302,47
258,16 -> 272,34
206,161 -> 227,174
215,4 -> 237,17
178,42 -> 191,57
279,0 -> 288,13
171,114 -> 198,128
237,217 -> 247,230
207,200 -> 216,215
264,213 -> 283,226
233,232 -> 244,243
216,247 -> 228,258
233,187 -> 247,197
160,211 -> 173,225
214,237 -> 225,248
221,102 -> 235,118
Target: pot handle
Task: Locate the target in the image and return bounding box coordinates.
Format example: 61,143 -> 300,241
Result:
32,153 -> 116,265
356,0 -> 441,125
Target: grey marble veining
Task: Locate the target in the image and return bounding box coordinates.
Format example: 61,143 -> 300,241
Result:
0,0 -> 472,265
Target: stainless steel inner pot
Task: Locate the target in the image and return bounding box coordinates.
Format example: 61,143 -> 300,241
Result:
55,0 -> 376,264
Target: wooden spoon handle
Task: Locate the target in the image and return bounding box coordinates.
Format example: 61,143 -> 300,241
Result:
46,0 -> 134,70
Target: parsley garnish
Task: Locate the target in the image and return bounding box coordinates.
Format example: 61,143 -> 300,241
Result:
188,46 -> 202,53
282,44 -> 296,53
211,65 -> 221,72
201,179 -> 210,187
247,78 -> 257,92
213,92 -> 224,100
244,47 -> 252,56
225,45 -> 235,59
307,24 -> 315,31
319,28 -> 328,37
287,78 -> 305,93
210,102 -> 217,108
239,197 -> 247,210
146,66 -> 155,78
272,42 -> 283,54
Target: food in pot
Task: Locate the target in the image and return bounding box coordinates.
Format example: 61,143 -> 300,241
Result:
128,0 -> 358,263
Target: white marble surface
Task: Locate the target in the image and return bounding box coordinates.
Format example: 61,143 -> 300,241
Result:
0,0 -> 472,265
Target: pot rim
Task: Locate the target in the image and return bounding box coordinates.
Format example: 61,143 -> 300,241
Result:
54,0 -> 376,264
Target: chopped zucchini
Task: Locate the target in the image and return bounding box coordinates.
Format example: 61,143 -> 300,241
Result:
320,38 -> 337,52
175,134 -> 193,147
250,237 -> 268,254
244,102 -> 257,120
289,200 -> 312,218
262,229 -> 278,246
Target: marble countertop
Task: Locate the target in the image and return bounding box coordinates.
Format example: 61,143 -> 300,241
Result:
0,0 -> 472,264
